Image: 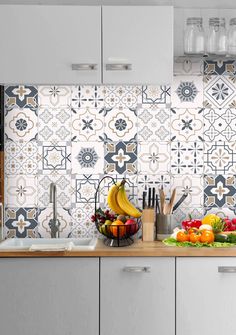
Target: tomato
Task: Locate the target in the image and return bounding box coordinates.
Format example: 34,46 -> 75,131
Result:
177,231 -> 190,242
188,227 -> 199,235
189,232 -> 201,243
200,230 -> 214,244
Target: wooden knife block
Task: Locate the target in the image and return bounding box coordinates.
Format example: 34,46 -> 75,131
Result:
142,208 -> 155,242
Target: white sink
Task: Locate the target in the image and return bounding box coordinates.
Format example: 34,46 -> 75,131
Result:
0,238 -> 97,251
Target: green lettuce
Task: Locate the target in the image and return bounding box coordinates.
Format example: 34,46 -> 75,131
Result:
163,237 -> 235,248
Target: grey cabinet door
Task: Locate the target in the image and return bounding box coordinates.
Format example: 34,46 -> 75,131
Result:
0,258 -> 99,335
101,257 -> 175,335
0,5 -> 101,84
102,6 -> 173,85
177,257 -> 236,335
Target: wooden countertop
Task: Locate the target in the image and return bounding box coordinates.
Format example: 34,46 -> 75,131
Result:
1,239 -> 236,257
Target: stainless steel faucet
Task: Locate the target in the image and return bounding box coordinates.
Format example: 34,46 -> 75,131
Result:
49,183 -> 60,238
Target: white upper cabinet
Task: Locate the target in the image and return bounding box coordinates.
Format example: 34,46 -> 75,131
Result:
103,6 -> 173,85
0,5 -> 101,84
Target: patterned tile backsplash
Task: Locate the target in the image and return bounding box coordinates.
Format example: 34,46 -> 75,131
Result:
3,58 -> 236,238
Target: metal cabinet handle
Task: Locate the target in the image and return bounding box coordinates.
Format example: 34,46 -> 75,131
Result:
71,64 -> 98,71
106,63 -> 132,71
123,266 -> 151,273
218,266 -> 236,273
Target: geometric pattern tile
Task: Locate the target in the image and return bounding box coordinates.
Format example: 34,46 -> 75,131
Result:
71,85 -> 104,109
203,59 -> 236,76
140,85 -> 171,109
104,86 -> 140,111
38,85 -> 71,108
204,142 -> 236,174
5,85 -> 38,111
70,203 -> 97,238
171,76 -> 203,108
6,175 -> 38,207
71,174 -> 100,205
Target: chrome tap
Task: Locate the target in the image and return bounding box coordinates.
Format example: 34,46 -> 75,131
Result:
49,183 -> 60,238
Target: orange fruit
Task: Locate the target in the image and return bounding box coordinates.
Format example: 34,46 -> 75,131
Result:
111,220 -> 126,238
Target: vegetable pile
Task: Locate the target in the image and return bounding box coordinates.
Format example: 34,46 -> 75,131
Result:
163,214 -> 236,248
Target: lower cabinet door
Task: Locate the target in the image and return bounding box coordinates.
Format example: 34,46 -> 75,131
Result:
177,257 -> 236,335
100,257 -> 175,335
0,258 -> 99,335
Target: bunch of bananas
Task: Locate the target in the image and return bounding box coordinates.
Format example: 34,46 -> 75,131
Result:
107,180 -> 142,218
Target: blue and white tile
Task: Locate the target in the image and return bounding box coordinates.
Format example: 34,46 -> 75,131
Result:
71,142 -> 104,174
71,174 -> 100,205
38,85 -> 71,108
71,107 -> 104,142
37,207 -> 72,238
38,141 -> 71,175
70,203 -> 97,238
204,206 -> 236,218
204,59 -> 236,76
203,108 -> 236,142
38,106 -> 71,142
104,141 -> 137,175
5,108 -> 38,142
140,85 -> 171,109
171,175 -> 204,207
137,108 -> 171,142
5,85 -> 38,111
71,85 -> 105,109
170,108 -> 204,142
38,175 -> 72,208
138,142 -> 170,175
203,75 -> 236,109
5,175 -> 37,207
204,175 -> 236,208
4,207 -> 38,238
5,140 -> 39,175
204,142 -> 236,174
170,142 -> 204,174
173,207 -> 204,226
104,85 -> 140,111
171,76 -> 203,108
104,108 -> 137,141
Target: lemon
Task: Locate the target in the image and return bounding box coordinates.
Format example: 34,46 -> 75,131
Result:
202,214 -> 221,226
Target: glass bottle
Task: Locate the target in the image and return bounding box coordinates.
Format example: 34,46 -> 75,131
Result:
184,17 -> 205,55
228,18 -> 236,55
207,17 -> 227,55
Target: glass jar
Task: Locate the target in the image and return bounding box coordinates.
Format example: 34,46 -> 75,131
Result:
228,18 -> 236,55
184,17 -> 205,55
207,17 -> 227,55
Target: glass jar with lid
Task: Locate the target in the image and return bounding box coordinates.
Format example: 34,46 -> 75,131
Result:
228,18 -> 236,55
184,17 -> 205,55
207,17 -> 227,55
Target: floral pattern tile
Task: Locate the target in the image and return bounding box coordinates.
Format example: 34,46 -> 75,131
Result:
170,108 -> 204,142
104,108 -> 137,141
104,141 -> 137,175
70,203 -> 97,238
71,107 -> 104,142
4,207 -> 38,238
37,208 -> 72,238
71,174 -> 100,205
71,142 -> 104,174
171,76 -> 203,108
137,108 -> 171,142
171,175 -> 204,207
38,86 -> 71,108
138,142 -> 170,175
170,142 -> 204,174
203,59 -> 236,76
38,175 -> 71,208
71,85 -> 104,109
204,206 -> 236,218
5,108 -> 38,142
5,140 -> 39,175
38,106 -> 71,142
38,141 -> 71,174
204,142 -> 236,174
203,76 -> 236,109
104,86 -> 140,111
6,175 -> 37,207
204,175 -> 236,208
203,108 -> 236,142
5,85 -> 38,111
140,85 -> 171,109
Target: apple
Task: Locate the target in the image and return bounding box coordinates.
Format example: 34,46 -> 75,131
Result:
125,219 -> 137,235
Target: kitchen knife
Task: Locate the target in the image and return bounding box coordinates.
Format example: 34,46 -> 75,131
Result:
152,188 -> 155,208
172,193 -> 188,212
148,188 -> 151,208
142,191 -> 147,210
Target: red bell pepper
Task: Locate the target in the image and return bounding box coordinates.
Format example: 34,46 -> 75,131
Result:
182,214 -> 202,230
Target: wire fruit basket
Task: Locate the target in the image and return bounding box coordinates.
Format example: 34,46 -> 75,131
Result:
92,176 -> 141,247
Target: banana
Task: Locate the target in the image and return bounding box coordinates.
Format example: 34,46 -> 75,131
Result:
116,184 -> 142,218
107,182 -> 127,215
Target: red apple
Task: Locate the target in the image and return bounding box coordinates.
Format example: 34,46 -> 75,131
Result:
125,219 -> 137,235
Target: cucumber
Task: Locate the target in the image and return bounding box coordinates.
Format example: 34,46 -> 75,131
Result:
215,234 -> 228,243
226,233 -> 236,244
